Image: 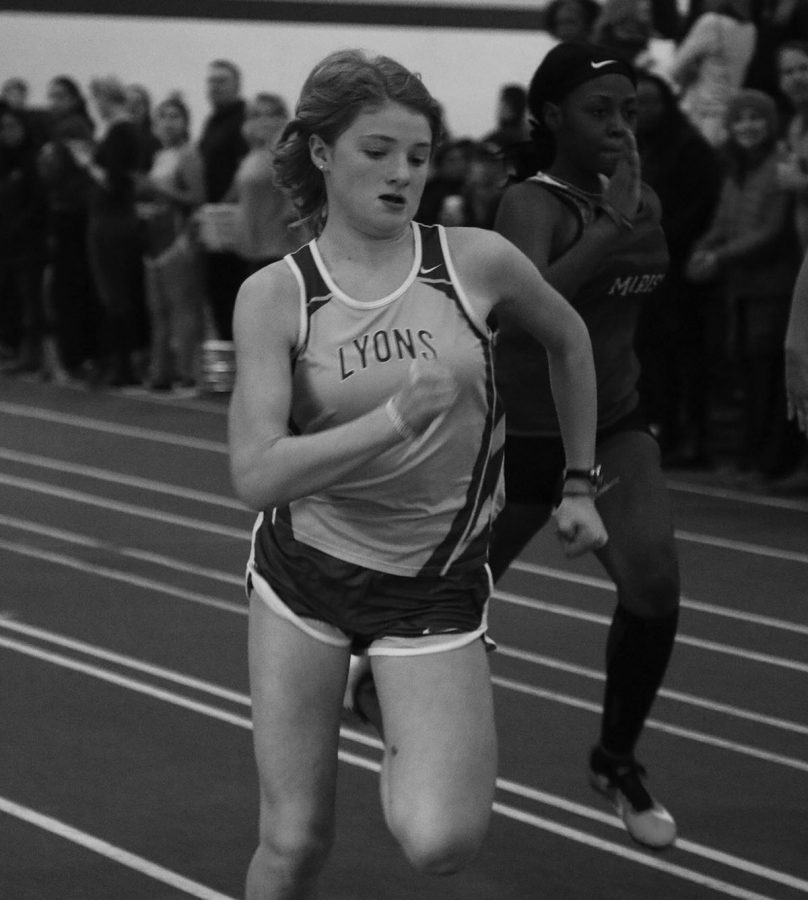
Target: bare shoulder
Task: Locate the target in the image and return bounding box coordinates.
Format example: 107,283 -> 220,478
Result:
444,226 -> 517,280
442,225 -> 543,317
233,258 -> 301,350
497,179 -> 565,227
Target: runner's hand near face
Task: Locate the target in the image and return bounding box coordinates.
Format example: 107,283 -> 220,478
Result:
603,129 -> 641,221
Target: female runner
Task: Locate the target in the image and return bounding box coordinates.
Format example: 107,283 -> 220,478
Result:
228,49 -> 606,898
490,41 -> 679,850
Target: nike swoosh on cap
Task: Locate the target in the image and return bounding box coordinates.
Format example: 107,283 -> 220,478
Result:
590,59 -> 617,69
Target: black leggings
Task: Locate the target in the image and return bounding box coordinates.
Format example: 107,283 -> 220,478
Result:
490,415 -> 680,619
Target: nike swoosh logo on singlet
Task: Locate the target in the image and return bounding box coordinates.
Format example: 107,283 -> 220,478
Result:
590,60 -> 617,69
419,265 -> 441,275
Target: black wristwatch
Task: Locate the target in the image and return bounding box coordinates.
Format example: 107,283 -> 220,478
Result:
562,465 -> 603,490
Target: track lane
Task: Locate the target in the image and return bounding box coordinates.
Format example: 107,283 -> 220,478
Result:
1,381 -> 806,899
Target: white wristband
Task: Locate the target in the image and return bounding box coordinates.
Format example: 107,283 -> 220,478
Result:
385,397 -> 416,441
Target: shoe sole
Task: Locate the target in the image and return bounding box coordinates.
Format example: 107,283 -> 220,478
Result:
589,771 -> 677,850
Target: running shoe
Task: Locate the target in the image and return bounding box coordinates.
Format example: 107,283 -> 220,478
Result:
588,745 -> 677,849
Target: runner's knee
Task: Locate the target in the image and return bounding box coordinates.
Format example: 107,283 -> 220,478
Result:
255,812 -> 335,884
389,807 -> 484,875
613,542 -> 680,617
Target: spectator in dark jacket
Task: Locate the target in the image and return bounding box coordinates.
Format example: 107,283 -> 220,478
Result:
633,71 -> 724,465
198,59 -> 248,340
0,101 -> 48,373
37,75 -> 101,380
67,76 -> 145,387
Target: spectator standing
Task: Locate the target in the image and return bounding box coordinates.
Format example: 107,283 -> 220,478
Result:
227,93 -> 302,276
744,0 -> 808,118
1,77 -> 28,110
671,0 -> 757,146
544,0 -> 602,42
137,93 -> 206,391
686,89 -> 801,480
786,245 -> 808,434
593,0 -> 657,64
776,41 -> 808,248
633,70 -> 724,465
68,76 -> 144,387
0,102 -> 48,374
2,76 -> 50,149
416,137 -> 474,225
593,0 -> 678,77
198,59 -> 248,340
771,41 -> 808,486
482,84 -> 530,155
37,76 -> 101,381
126,84 -> 161,173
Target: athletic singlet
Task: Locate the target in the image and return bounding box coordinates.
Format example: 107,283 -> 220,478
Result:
495,172 -> 669,436
251,221 -> 505,578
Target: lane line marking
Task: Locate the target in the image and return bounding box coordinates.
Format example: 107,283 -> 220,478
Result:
0,447 -> 245,509
496,590 -> 808,674
0,473 -> 246,540
496,645 -> 808,736
2,540 -> 808,744
492,675 -> 808,773
509,562 -> 808,633
2,482 -> 807,638
0,796 -> 237,900
5,399 -> 808,512
3,634 -> 806,898
0,402 -> 227,453
667,479 -> 808,513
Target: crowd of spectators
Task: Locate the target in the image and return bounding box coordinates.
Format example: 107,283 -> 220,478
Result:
1,0 -> 807,492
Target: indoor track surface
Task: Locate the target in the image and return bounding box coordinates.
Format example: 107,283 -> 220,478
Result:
1,377 -> 806,899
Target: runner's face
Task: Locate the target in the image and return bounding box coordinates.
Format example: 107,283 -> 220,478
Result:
552,74 -> 637,176
314,101 -> 433,237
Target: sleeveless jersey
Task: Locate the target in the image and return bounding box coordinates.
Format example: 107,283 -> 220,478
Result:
251,221 -> 505,578
495,172 -> 669,436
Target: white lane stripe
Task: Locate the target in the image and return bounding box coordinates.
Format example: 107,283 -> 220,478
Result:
3,480 -> 807,667
1,463 -> 805,629
0,537 -> 245,616
6,397 -> 808,514
0,402 -> 227,453
492,675 -> 808,773
496,645 -> 808,736
667,478 -> 808,513
495,777 -> 808,894
0,797 -> 238,900
491,803 -> 782,900
11,604 -> 806,739
676,529 -> 808,564
4,467 -> 806,640
3,634 -> 805,899
0,473 -> 247,540
496,590 -> 808,674
0,513 -> 244,587
510,562 -> 808,635
0,617 -> 249,706
0,447 -> 245,509
2,402 -> 806,533
3,535 -> 808,746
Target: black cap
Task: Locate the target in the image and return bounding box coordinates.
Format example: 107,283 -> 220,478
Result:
528,42 -> 637,113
